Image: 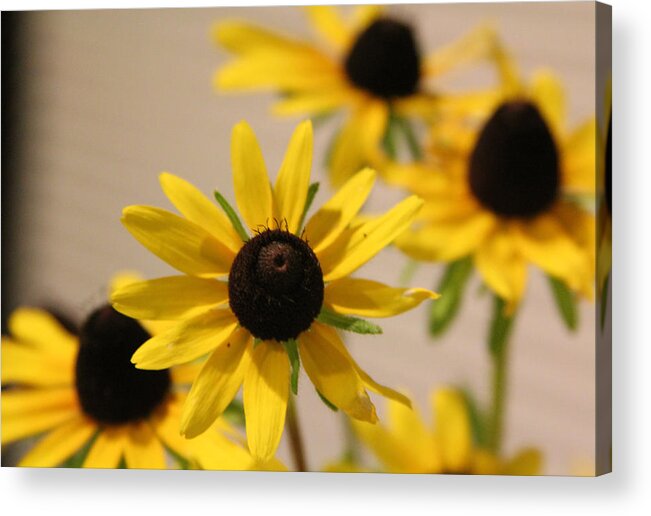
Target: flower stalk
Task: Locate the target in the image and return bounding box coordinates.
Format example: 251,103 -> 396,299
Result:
286,393 -> 308,471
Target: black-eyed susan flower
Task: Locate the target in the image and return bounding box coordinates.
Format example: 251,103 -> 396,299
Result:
353,388 -> 542,475
392,47 -> 596,313
214,5 -> 498,185
1,305 -> 274,470
112,119 -> 436,464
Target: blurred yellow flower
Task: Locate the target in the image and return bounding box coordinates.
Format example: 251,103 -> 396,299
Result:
214,5 -> 498,185
1,305 -> 274,470
112,120 -> 436,463
354,388 -> 542,475
393,46 -> 596,312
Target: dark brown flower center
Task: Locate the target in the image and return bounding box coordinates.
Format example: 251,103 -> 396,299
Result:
468,100 -> 560,218
228,229 -> 324,341
344,18 -> 421,99
75,305 -> 170,424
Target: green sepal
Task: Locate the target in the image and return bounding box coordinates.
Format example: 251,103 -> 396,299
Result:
317,308 -> 382,335
214,190 -> 250,242
429,257 -> 473,338
253,338 -> 262,348
547,275 -> 579,331
283,338 -> 301,396
60,431 -> 98,468
316,389 -> 338,412
297,182 -> 320,235
489,295 -> 515,356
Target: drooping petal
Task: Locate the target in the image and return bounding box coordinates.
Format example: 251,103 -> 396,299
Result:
180,329 -> 250,439
324,278 -> 438,318
502,448 -> 543,475
320,195 -> 424,281
112,276 -> 229,321
299,323 -> 376,422
432,389 -> 473,473
395,208 -> 495,263
386,398 -> 436,468
231,121 -> 274,232
513,213 -> 586,293
562,118 -> 597,194
530,69 -> 566,137
121,206 -> 233,277
305,167 -> 376,254
1,388 -> 80,444
352,419 -> 420,473
159,172 -> 242,253
83,427 -> 129,469
329,100 -> 388,187
243,342 -> 290,463
213,21 -> 303,55
474,226 -> 528,310
8,308 -> 77,357
131,309 -> 238,370
272,88 -> 355,116
2,339 -> 74,387
123,422 -> 167,469
273,120 -> 313,233
19,416 -> 96,467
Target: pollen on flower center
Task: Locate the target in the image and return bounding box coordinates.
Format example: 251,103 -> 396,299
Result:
228,228 -> 324,342
468,100 -> 560,218
75,305 -> 171,424
344,18 -> 421,99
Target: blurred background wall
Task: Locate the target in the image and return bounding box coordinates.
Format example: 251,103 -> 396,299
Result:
2,2 -> 596,475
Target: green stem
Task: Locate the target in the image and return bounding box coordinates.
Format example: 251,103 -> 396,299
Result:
397,116 -> 423,161
286,394 -> 308,471
341,414 -> 359,463
487,295 -> 515,454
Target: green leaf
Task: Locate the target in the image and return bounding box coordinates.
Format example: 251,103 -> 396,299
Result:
489,295 -> 515,356
223,398 -> 245,427
429,257 -> 473,338
283,339 -> 301,396
600,272 -> 610,329
316,389 -> 338,412
297,182 -> 320,234
547,275 -> 578,330
317,308 -> 382,335
214,190 -> 250,242
60,432 -> 98,468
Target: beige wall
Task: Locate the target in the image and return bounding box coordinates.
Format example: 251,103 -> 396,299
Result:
9,2 -> 597,475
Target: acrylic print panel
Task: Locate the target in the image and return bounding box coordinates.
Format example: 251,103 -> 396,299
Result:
1,2 -> 611,476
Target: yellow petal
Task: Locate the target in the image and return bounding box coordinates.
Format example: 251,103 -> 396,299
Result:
83,427 -> 129,469
475,226 -> 528,310
214,20 -> 302,54
424,25 -> 499,78
272,88 -> 354,116
325,277 -> 438,318
8,308 -> 77,357
1,388 -> 80,444
320,195 -> 424,282
387,398 -> 433,458
19,416 -> 96,468
274,120 -> 313,234
180,329 -> 250,438
190,430 -> 257,471
231,121 -> 273,232
502,448 -> 543,476
304,6 -> 352,49
432,389 -> 473,473
513,213 -> 586,292
170,362 -> 203,385
305,167 -> 376,254
112,276 -> 229,321
530,69 -> 566,136
121,206 -> 232,277
2,339 -> 74,387
159,172 -> 242,253
123,422 -> 167,469
299,323 -> 376,423
132,309 -> 238,370
395,208 -> 495,263
351,5 -> 383,30
329,101 -> 387,187
243,342 -> 290,463
562,118 -> 597,194
352,419 -> 416,473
